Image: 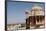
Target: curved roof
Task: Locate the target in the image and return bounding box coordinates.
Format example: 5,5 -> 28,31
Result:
32,6 -> 42,11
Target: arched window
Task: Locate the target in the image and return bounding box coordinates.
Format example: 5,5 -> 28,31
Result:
37,16 -> 39,22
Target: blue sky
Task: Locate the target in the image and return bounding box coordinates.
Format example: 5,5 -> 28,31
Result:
7,1 -> 45,24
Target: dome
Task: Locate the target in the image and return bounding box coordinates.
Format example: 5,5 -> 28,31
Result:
31,6 -> 44,16
25,6 -> 44,17
32,6 -> 42,11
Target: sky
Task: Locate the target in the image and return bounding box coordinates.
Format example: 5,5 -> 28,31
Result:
7,1 -> 45,24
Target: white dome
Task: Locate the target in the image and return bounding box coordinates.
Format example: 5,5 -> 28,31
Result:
31,6 -> 44,16
32,6 -> 42,10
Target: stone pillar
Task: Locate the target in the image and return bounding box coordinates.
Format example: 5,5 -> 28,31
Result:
26,18 -> 30,29
29,16 -> 36,26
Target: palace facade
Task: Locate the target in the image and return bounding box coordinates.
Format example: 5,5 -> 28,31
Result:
25,6 -> 45,29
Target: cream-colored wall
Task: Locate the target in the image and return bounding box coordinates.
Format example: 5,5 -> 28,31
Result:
32,10 -> 44,16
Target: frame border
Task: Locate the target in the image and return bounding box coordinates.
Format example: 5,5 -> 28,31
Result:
5,1 -> 45,31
